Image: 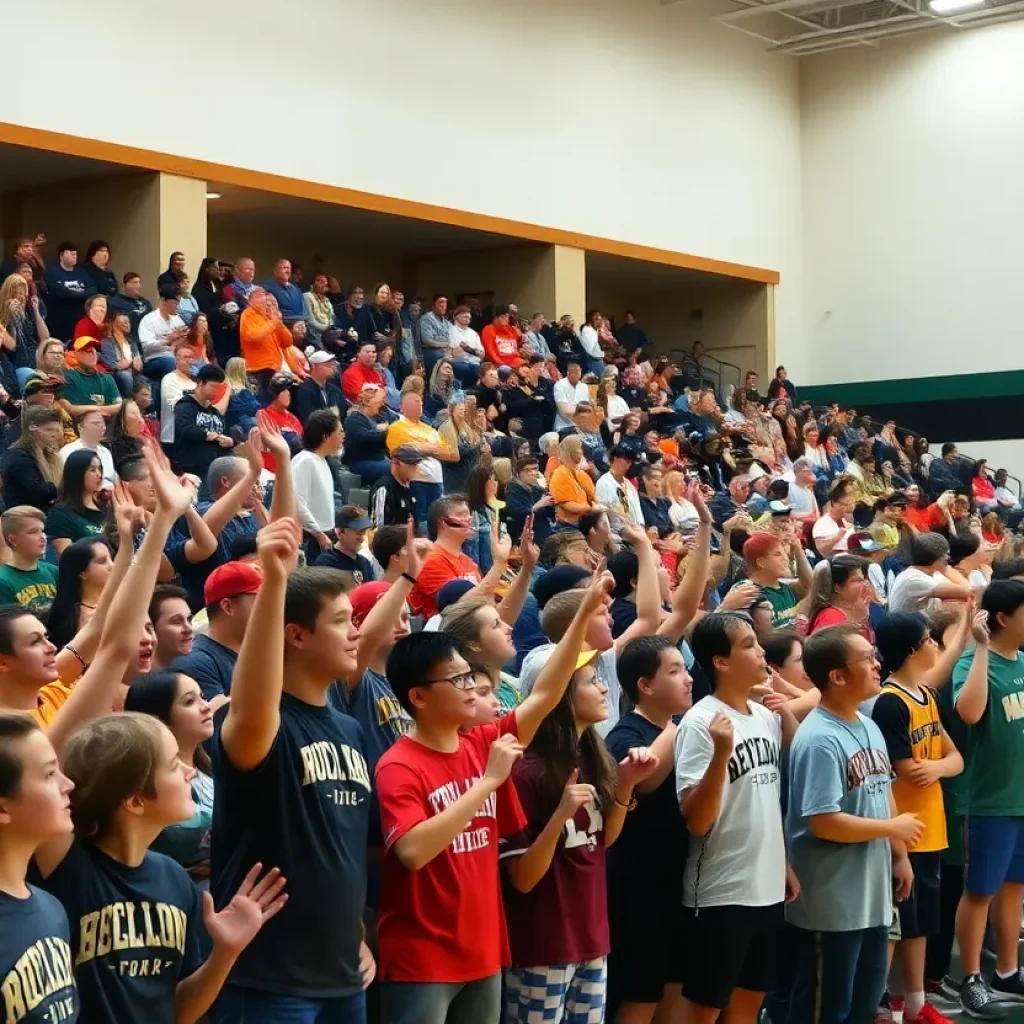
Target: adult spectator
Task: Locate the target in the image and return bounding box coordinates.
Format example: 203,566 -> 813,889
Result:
386,391 -> 455,529
369,282 -> 401,347
503,354 -> 553,441
639,464 -> 673,533
293,410 -> 344,560
445,304 -> 484,385
159,342 -> 200,446
138,285 -> 187,381
100,310 -> 143,397
928,443 -> 965,497
579,309 -> 606,376
260,376 -> 303,472
263,258 -> 304,322
59,336 -> 122,418
107,271 -> 153,340
370,445 -> 421,530
157,250 -> 186,292
341,341 -> 387,403
596,446 -> 643,530
315,507 -> 376,582
0,271 -> 49,382
345,383 -> 392,483
549,434 -> 596,529
709,473 -> 751,528
766,365 -> 796,403
45,449 -> 106,557
737,532 -> 813,628
418,294 -> 450,373
812,478 -> 857,556
59,408 -> 114,488
371,525 -> 412,583
239,287 -> 293,392
481,304 -> 523,371
505,456 -> 553,546
597,371 -> 630,432
334,283 -> 374,351
303,272 -> 338,347
293,350 -> 343,424
523,312 -> 551,359
553,359 -> 590,431
888,533 -> 972,614
173,364 -> 231,480
0,234 -> 44,284
437,395 -> 484,494
81,239 -> 117,297
970,459 -> 999,515
72,293 -> 108,343
788,457 -> 820,522
0,506 -> 58,614
221,256 -> 257,311
43,241 -> 95,341
614,309 -> 648,356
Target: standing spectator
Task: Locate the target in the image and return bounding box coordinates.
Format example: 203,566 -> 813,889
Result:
481,304 -> 524,372
396,291 -> 421,374
341,341 -> 387,403
344,383 -> 392,483
675,613 -> 791,1023
43,241 -> 95,341
108,271 -> 153,339
81,240 -> 117,297
293,410 -> 344,560
0,233 -> 45,283
369,445 -> 421,530
239,288 -> 293,393
293,350 -> 343,424
579,310 -> 606,377
418,294 -> 450,373
159,342 -> 199,446
263,258 -> 304,322
553,360 -> 590,431
100,310 -> 143,397
0,506 -> 58,613
786,625 -> 922,1023
59,337 -> 122,418
303,272 -> 337,347
173,365 -> 231,481
157,250 -> 187,291
767,365 -> 796,403
174,273 -> 200,326
614,310 -> 648,356
138,286 -> 188,381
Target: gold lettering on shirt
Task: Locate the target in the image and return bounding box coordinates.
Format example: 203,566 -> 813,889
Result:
75,902 -> 187,967
2,936 -> 74,1024
1002,689 -> 1024,722
299,741 -> 371,792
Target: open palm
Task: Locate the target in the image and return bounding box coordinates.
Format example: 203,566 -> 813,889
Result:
203,863 -> 287,956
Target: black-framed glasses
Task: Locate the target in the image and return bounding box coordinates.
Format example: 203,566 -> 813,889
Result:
422,672 -> 476,691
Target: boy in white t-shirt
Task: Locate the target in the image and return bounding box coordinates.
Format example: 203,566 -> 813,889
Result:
887,533 -> 972,614
674,612 -> 798,1023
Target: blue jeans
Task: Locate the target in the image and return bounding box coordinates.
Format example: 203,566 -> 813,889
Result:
587,357 -> 605,377
211,986 -> 366,1024
380,973 -> 501,1024
347,459 -> 391,487
410,481 -> 443,532
144,355 -> 176,415
787,925 -> 888,1024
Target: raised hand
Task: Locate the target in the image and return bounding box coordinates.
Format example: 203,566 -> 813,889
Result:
685,477 -> 712,525
398,518 -> 425,579
708,711 -> 734,757
243,426 -> 264,477
519,515 -> 540,573
257,410 -> 291,461
257,517 -> 302,581
203,863 -> 288,956
143,441 -> 194,518
111,479 -> 145,540
484,733 -> 524,786
557,768 -> 597,823
620,522 -> 650,548
581,558 -> 611,615
492,517 -> 512,566
971,608 -> 991,646
617,746 -> 660,790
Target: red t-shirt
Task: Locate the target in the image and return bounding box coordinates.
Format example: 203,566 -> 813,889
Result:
341,362 -> 386,403
375,714 -> 526,983
260,405 -> 303,473
409,547 -> 482,618
500,754 -> 610,967
905,504 -> 944,532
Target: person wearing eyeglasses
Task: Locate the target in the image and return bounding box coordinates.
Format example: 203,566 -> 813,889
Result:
595,446 -> 643,532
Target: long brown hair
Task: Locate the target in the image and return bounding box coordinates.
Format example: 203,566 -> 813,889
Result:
12,406 -> 63,485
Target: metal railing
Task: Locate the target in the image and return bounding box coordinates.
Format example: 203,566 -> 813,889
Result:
664,350 -> 743,405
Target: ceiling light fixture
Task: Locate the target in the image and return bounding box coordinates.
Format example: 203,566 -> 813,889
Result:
928,0 -> 985,13
206,191 -> 222,200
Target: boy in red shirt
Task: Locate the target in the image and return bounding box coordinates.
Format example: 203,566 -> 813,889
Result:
481,305 -> 524,371
375,567 -> 611,1023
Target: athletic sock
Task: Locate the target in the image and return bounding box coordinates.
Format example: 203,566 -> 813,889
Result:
996,968 -> 1017,979
905,991 -> 925,1017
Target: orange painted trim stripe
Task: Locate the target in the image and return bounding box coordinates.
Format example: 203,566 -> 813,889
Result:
0,121 -> 781,286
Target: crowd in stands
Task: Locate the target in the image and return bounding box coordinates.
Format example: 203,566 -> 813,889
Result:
1,234 -> 1024,1024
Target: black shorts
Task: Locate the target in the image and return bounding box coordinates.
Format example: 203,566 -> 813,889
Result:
681,903 -> 785,1010
897,851 -> 942,939
608,889 -> 685,1007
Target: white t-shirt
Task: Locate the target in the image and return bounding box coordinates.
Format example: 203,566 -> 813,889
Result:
553,379 -> 591,430
138,310 -> 186,360
675,695 -> 786,909
580,324 -> 602,359
292,450 -> 335,533
448,324 -> 483,363
595,471 -> 643,528
158,371 -> 195,443
669,499 -> 700,532
788,482 -> 818,520
59,440 -> 115,489
812,514 -> 852,553
605,393 -> 630,426
888,566 -> 942,614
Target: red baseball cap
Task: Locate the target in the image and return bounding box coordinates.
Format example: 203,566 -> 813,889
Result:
349,581 -> 392,628
203,561 -> 263,607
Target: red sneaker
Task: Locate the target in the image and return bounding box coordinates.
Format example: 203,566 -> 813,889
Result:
906,1002 -> 956,1024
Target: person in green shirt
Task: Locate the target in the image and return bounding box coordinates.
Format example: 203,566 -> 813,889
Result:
45,448 -> 107,558
58,336 -> 122,419
733,531 -> 813,629
0,506 -> 58,616
953,580 -> 1024,1017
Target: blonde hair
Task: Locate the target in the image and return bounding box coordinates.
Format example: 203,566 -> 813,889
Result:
541,589 -> 587,642
36,339 -> 65,375
492,457 -> 513,489
558,434 -> 583,465
0,274 -> 28,330
400,375 -> 424,397
440,594 -> 496,651
11,407 -> 63,485
663,469 -> 686,501
64,713 -> 167,840
225,357 -> 248,392
438,400 -> 481,451
0,505 -> 45,540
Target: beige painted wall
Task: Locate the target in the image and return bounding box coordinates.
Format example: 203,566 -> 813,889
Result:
15,172 -> 206,303
553,246 -> 586,325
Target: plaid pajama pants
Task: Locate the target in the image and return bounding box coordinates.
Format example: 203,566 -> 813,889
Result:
504,958 -> 608,1022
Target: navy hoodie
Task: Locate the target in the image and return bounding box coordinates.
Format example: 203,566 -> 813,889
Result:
43,265 -> 95,341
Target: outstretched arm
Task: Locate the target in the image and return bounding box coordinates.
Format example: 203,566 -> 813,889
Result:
614,525 -> 660,654
202,427 -> 263,537
258,411 -> 297,523
498,517 -> 538,627
660,482 -> 711,642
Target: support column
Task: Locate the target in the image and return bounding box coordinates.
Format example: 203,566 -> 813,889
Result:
553,245 -> 586,325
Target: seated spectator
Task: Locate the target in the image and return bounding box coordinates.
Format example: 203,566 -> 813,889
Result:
549,434 -> 596,529
59,408 -> 114,488
108,393 -> 148,469
45,535 -> 113,648
263,258 -> 304,322
597,371 -> 630,432
45,449 -> 106,557
368,282 -> 401,348
239,287 -> 293,393
293,350 -> 344,425
157,250 -> 187,292
802,420 -> 830,474
159,342 -> 199,446
505,457 -> 553,545
0,271 -> 50,381
370,446 -> 421,530
185,311 -> 216,365
426,358 -> 457,419
446,304 -> 484,385
639,464 -> 673,534
341,341 -> 387,404
438,395 -> 483,494
766,365 -> 796,403
664,469 -> 700,533
100,310 -> 142,397
292,410 -> 344,561
333,283 -> 374,353
733,531 -> 812,628
993,468 -> 1021,512
72,293 -> 108,344
345,383 -> 392,483
787,457 -> 820,522
175,274 -> 199,327
597,446 -> 643,531
553,359 -> 591,431
887,532 -> 972,613
0,234 -> 44,284
108,271 -> 153,339
948,531 -> 993,588
138,286 -> 188,380
927,442 -> 964,497
522,312 -> 551,360
149,583 -> 194,669
59,336 -> 122,418
375,344 -> 401,414
43,241 -> 95,341
313,506 -> 376,582
971,459 -> 999,514
481,304 -> 523,371
173,364 -> 231,480
812,477 -> 857,556
805,554 -> 873,634
578,507 -> 616,560
474,363 -> 506,426
709,472 -> 751,529
260,376 -> 302,469
0,506 -> 58,614
416,294 -> 450,373
386,390 -> 455,528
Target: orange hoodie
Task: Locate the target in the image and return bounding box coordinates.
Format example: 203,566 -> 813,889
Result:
240,308 -> 293,373
481,323 -> 523,368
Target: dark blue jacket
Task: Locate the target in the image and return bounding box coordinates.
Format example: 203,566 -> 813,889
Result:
43,265 -> 95,340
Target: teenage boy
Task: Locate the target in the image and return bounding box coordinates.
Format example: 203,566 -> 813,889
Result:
606,635 -> 694,1022
374,569 -> 612,1024
787,624 -> 925,1024
173,364 -> 231,480
953,580 -> 1024,1019
149,584 -> 194,669
889,533 -> 972,615
0,508 -> 58,615
674,612 -> 793,1024
731,532 -> 813,629
314,506 -> 376,582
369,445 -> 421,530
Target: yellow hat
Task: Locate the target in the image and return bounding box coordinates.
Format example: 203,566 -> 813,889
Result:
575,648 -> 600,671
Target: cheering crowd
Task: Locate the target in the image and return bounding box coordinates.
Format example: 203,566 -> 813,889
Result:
0,238 -> 1023,1024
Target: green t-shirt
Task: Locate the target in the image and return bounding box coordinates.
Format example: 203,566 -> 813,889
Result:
45,504 -> 105,542
759,582 -> 799,628
61,367 -> 120,409
0,562 -> 59,616
952,646 -> 1024,816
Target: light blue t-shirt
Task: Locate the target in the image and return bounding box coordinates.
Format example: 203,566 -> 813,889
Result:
785,706 -> 893,932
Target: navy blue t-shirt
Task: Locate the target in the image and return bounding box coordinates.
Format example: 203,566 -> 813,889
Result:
171,634 -> 238,701
313,548 -> 376,584
328,669 -> 411,775
37,843 -> 203,1024
211,693 -> 370,997
0,886 -> 79,1023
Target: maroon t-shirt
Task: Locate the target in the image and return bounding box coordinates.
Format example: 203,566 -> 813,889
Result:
499,754 -> 610,967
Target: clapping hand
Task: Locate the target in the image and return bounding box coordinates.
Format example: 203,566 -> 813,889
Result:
143,441 -> 194,518
557,768 -> 597,823
257,410 -> 292,462
257,517 -> 302,581
112,479 -> 146,541
616,747 -> 660,790
203,863 -> 288,957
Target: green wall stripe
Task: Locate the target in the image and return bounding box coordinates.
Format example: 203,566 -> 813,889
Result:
800,369 -> 1024,406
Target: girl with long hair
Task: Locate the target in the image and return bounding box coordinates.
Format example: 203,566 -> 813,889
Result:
464,465 -> 503,572
0,406 -> 64,511
0,271 -> 49,376
46,449 -> 107,556
45,537 -> 113,648
36,338 -> 66,380
109,396 -> 148,469
804,553 -> 873,635
596,372 -> 629,431
33,712 -> 287,1022
369,282 -> 400,345
100,310 -> 142,397
502,645 -> 657,1020
438,396 -> 484,493
224,356 -> 261,436
343,383 -> 392,483
427,357 -> 457,419
186,311 -> 216,364
124,671 -> 216,882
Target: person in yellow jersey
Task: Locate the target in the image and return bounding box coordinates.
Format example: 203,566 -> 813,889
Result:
871,611 -> 969,1024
